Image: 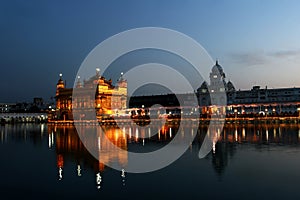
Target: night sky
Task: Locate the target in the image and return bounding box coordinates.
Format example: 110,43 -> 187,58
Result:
1,0 -> 300,102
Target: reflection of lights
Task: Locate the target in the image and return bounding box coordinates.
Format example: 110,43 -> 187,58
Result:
123,127 -> 126,138
96,172 -> 102,189
279,127 -> 281,137
77,165 -> 82,177
121,169 -> 126,178
41,124 -> 44,134
158,131 -> 161,140
58,167 -> 63,180
274,128 -> 277,138
47,130 -> 55,149
212,141 -> 216,154
242,128 -> 246,139
169,128 -> 172,138
98,136 -> 101,150
135,128 -> 139,141
148,128 -> 151,138
235,128 -> 238,142
48,133 -> 52,148
121,169 -> 126,186
142,139 -> 145,146
266,129 -> 269,141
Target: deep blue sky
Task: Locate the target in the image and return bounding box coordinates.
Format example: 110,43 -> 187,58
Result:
1,0 -> 300,102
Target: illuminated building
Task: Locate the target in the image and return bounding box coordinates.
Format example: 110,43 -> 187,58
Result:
197,60 -> 300,115
53,69 -> 127,121
129,60 -> 300,116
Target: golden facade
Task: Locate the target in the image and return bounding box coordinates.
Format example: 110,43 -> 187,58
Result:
53,70 -> 127,121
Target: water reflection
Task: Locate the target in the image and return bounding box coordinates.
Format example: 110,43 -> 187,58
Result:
1,123 -> 300,189
48,122 -> 300,180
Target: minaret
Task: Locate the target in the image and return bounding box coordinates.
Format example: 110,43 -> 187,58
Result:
96,68 -> 100,78
56,73 -> 65,96
117,72 -> 127,110
75,76 -> 82,88
117,72 -> 127,91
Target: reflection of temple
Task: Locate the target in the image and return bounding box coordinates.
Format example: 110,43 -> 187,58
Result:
45,123 -> 300,181
47,124 -> 128,180
52,69 -> 127,121
196,124 -> 300,177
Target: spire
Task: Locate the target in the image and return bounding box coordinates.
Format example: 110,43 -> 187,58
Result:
76,75 -> 82,88
118,72 -> 125,82
56,73 -> 65,92
216,59 -> 219,66
96,68 -> 100,75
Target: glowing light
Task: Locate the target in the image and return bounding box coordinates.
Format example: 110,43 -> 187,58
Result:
98,136 -> 101,150
96,172 -> 102,189
48,134 -> 51,148
77,165 -> 82,176
121,169 -> 126,178
135,128 -> 139,139
235,128 -> 238,142
58,167 -> 63,180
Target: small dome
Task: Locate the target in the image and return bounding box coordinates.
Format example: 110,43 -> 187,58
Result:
226,81 -> 235,91
197,81 -> 209,93
199,81 -> 208,89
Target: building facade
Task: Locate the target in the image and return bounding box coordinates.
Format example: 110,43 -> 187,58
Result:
53,69 -> 127,121
197,60 -> 300,116
130,60 -> 300,117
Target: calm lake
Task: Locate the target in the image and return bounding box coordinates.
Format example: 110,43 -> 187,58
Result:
1,123 -> 300,199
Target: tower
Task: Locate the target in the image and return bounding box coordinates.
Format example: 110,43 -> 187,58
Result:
56,73 -> 65,96
209,60 -> 226,93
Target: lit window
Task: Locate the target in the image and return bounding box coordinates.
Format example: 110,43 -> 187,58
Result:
213,75 -> 217,79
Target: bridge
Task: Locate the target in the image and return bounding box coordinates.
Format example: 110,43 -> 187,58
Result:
0,113 -> 48,123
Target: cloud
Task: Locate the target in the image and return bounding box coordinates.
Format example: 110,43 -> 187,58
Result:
229,51 -> 269,67
229,49 -> 300,67
269,49 -> 300,58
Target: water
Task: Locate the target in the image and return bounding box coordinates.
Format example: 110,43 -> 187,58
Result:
1,123 -> 300,199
